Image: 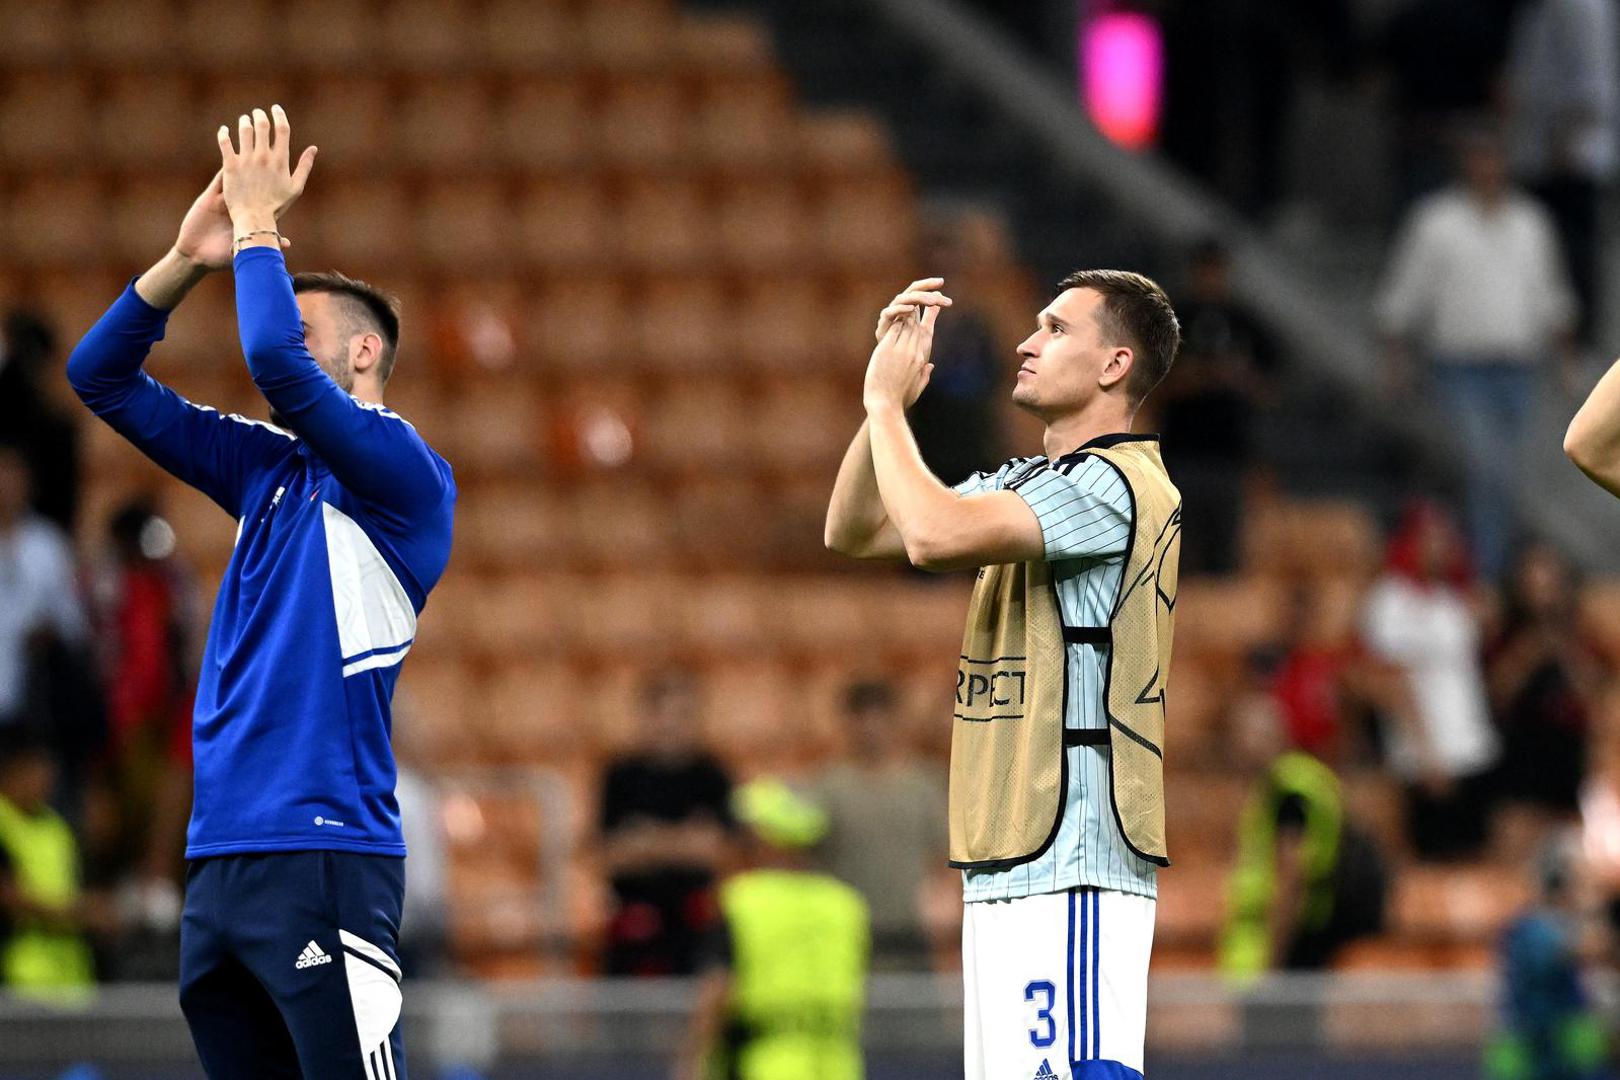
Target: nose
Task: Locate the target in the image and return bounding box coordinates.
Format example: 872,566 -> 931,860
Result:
1017,334 -> 1039,358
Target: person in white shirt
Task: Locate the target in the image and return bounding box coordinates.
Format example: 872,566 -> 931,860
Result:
1360,501 -> 1500,860
0,446 -> 87,729
1507,0 -> 1619,344
1376,129 -> 1578,577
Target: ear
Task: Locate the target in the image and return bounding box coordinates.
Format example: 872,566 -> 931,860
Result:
350,331 -> 385,376
1097,346 -> 1134,393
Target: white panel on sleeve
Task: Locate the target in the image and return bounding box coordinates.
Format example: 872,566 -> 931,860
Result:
322,502 -> 417,678
1007,457 -> 1132,563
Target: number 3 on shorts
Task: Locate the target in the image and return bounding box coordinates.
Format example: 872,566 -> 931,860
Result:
1024,979 -> 1057,1047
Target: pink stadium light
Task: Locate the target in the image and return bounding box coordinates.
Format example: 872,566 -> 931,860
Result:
1080,9 -> 1164,152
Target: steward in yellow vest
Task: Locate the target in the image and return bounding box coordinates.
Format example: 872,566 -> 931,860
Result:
676,780 -> 869,1080
1219,751 -> 1386,978
0,732 -> 96,1001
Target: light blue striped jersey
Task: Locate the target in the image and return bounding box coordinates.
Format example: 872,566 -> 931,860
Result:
951,438 -> 1158,902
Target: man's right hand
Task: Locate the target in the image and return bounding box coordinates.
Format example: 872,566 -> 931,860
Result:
172,168 -> 291,272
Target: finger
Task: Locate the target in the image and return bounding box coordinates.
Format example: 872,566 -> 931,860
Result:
921,305 -> 941,331
280,236 -> 292,249
271,103 -> 290,159
252,108 -> 271,156
290,145 -> 317,194
237,114 -> 253,156
890,291 -> 953,310
206,168 -> 224,194
900,278 -> 945,294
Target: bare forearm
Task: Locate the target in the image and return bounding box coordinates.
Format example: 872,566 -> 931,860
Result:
866,404 -> 959,567
825,420 -> 902,558
1566,356 -> 1620,495
134,248 -> 210,312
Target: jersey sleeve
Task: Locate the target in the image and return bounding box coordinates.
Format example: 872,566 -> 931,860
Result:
66,282 -> 293,518
1003,455 -> 1133,562
233,248 -> 453,525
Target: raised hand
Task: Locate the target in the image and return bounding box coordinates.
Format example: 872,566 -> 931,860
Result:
864,301 -> 941,414
172,170 -> 291,271
217,104 -> 317,246
874,277 -> 952,341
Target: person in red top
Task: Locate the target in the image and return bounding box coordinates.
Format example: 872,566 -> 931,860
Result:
91,501 -> 196,935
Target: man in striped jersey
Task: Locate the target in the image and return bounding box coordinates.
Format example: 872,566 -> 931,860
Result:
827,272 -> 1182,1080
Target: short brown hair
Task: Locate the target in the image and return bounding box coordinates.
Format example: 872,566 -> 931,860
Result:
292,271 -> 402,383
1056,269 -> 1180,405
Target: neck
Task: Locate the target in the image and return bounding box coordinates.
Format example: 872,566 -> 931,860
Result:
351,375 -> 385,407
1038,397 -> 1137,460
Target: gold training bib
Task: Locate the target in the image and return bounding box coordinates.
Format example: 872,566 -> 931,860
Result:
947,440 -> 1181,870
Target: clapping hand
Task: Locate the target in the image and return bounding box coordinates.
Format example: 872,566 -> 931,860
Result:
217,104 -> 317,249
864,278 -> 952,413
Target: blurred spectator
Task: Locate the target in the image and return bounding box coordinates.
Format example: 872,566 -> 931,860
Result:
0,446 -> 90,735
1218,741 -> 1387,978
0,311 -> 80,534
1241,585 -> 1413,767
1377,0 -> 1523,213
393,762 -> 448,977
1487,542 -> 1600,817
1376,129 -> 1577,577
0,729 -> 99,1000
676,779 -> 867,1080
1361,501 -> 1501,860
810,679 -> 946,971
87,502 -> 194,941
598,671 -> 734,976
1506,0 -> 1619,345
1484,832 -> 1607,1080
908,217 -> 1005,487
1159,239 -> 1283,574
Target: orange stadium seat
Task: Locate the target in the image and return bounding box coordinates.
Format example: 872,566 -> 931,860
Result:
435,381 -> 544,477
714,179 -> 814,271
195,76 -> 293,152
526,278 -> 629,373
815,176 -> 917,268
517,179 -> 617,270
399,80 -> 496,171
702,661 -> 799,768
153,275 -> 238,372
380,0 -> 475,70
1579,580 -> 1620,665
666,474 -> 774,570
545,376 -> 646,475
394,659 -> 485,766
280,0 -> 373,70
681,574 -> 770,655
797,111 -> 897,178
30,271 -> 132,348
564,481 -> 675,570
632,276 -> 731,373
570,572 -> 686,656
465,575 -> 577,659
1174,577 -> 1286,662
478,0 -> 581,73
578,0 -> 676,71
497,79 -> 593,172
176,0 -> 279,70
614,178 -> 714,271
416,180 -> 511,269
96,74 -> 201,168
773,579 -> 885,656
596,77 -> 692,171
311,179 -> 412,268
455,486 -> 571,572
675,12 -> 776,75
750,377 -> 854,473
299,78 -> 392,166
5,176 -> 102,267
694,73 -> 796,169
640,378 -> 750,473
731,277 -> 839,372
0,72 -> 92,167
0,0 -> 71,66
1393,864 -> 1529,944
486,662 -> 599,765
109,178 -> 206,266
77,0 -> 182,64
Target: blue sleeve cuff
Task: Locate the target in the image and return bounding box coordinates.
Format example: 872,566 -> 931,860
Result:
115,277 -> 172,332
232,245 -> 289,274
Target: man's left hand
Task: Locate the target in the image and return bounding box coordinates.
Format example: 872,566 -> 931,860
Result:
864,304 -> 939,414
218,104 -> 317,243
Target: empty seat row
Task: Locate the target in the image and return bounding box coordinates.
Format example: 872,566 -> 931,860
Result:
0,71 -> 890,175
1,0 -> 766,77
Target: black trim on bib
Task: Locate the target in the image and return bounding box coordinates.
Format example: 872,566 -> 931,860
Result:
1063,729 -> 1110,747
1062,626 -> 1112,647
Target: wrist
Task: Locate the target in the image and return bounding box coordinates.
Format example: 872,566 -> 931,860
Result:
864,397 -> 905,419
229,208 -> 278,237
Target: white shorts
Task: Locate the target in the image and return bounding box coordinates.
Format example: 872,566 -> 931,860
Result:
963,887 -> 1155,1080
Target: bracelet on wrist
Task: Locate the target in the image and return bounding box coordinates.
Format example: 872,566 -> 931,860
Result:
232,229 -> 282,253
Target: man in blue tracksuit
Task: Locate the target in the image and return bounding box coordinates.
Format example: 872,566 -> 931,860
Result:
67,106 -> 454,1079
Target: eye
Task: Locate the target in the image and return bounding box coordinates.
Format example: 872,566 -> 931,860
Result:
1050,323 -> 1064,336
